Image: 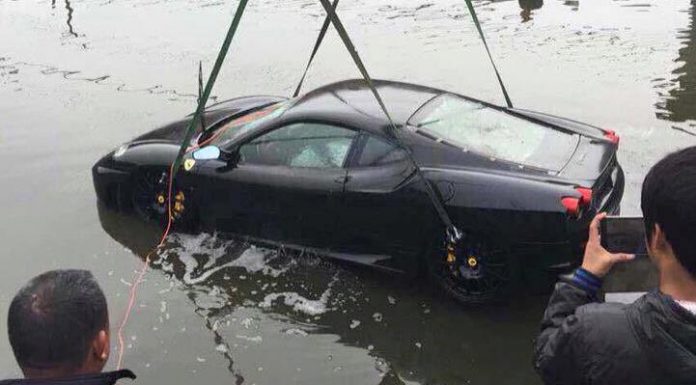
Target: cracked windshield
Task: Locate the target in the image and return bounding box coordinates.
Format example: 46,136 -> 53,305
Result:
1,0 -> 695,384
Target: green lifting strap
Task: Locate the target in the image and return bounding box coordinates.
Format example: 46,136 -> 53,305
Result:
316,0 -> 397,133
171,0 -> 250,179
293,0 -> 340,98
463,0 -> 513,108
317,0 -> 462,243
198,61 -> 205,131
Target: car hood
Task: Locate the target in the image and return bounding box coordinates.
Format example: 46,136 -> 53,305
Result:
104,140 -> 181,169
100,95 -> 287,171
133,95 -> 287,144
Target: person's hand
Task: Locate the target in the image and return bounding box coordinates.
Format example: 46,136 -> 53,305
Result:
581,213 -> 635,278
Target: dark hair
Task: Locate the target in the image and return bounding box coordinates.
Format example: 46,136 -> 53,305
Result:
642,146 -> 696,278
7,270 -> 108,370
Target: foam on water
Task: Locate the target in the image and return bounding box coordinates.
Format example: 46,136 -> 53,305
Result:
260,292 -> 328,316
236,334 -> 263,343
259,273 -> 338,316
154,232 -> 348,320
229,246 -> 289,277
160,233 -> 289,285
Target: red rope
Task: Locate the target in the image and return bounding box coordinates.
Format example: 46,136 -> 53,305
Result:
115,163 -> 176,370
114,116 -> 241,369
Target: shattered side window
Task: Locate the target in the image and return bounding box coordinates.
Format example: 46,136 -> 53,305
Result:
411,95 -> 578,171
239,123 -> 357,169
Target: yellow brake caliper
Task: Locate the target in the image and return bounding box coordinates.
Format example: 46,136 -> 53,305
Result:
155,191 -> 185,218
446,243 -> 480,276
446,244 -> 457,265
173,191 -> 185,217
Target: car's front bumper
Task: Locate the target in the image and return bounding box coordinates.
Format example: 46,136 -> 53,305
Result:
92,156 -> 135,211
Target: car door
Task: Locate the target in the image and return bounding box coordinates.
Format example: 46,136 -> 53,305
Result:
335,133 -> 428,272
201,122 -> 358,250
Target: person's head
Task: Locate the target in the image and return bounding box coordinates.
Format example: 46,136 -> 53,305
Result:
7,270 -> 110,378
642,146 -> 696,280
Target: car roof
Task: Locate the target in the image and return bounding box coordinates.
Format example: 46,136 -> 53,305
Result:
282,79 -> 443,135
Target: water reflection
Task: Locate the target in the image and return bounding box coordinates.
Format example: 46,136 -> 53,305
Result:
53,0 -> 83,40
519,0 -> 543,22
97,203 -> 248,381
562,0 -> 579,11
64,0 -> 78,38
97,204 -> 546,384
2,0 -> 694,382
660,0 -> 696,129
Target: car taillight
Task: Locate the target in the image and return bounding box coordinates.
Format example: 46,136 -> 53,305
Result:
562,197 -> 581,216
604,129 -> 620,145
562,187 -> 593,217
576,187 -> 592,206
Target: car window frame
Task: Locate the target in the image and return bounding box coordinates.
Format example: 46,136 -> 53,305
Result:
231,120 -> 363,170
345,132 -> 410,169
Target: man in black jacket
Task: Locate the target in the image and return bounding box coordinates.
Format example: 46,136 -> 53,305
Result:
534,147 -> 696,385
2,270 -> 135,385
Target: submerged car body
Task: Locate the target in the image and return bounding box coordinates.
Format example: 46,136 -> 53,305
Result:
93,79 -> 624,301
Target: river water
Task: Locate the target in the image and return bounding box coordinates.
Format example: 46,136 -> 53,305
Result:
1,0 -> 695,384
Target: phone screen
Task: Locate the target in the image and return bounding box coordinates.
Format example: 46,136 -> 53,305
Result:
600,217 -> 647,256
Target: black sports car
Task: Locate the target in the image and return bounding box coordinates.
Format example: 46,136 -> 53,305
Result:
93,79 -> 624,302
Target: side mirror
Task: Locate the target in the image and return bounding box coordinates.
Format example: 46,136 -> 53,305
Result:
221,148 -> 241,166
192,146 -> 221,160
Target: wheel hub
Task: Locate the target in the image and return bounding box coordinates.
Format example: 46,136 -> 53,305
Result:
436,237 -> 512,302
153,190 -> 186,220
446,245 -> 484,280
459,253 -> 483,280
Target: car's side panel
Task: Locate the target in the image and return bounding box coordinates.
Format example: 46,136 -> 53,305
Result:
336,159 -> 430,274
425,167 -> 576,244
92,80 -> 626,284
195,160 -> 347,250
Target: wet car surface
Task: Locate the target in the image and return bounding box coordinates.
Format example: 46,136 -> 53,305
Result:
92,78 -> 623,304
1,0 -> 696,384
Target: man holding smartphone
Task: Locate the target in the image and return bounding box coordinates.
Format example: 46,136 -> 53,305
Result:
533,147 -> 696,384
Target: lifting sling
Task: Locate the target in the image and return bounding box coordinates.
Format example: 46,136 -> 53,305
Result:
119,2 -> 512,366
171,0 -> 513,245
314,0 -> 461,244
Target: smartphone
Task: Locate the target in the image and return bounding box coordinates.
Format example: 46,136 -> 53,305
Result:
600,216 -> 647,256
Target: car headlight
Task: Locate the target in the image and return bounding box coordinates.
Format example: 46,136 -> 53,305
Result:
113,144 -> 128,158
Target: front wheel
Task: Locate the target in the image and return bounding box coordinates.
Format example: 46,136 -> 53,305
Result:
428,234 -> 517,304
131,168 -> 196,230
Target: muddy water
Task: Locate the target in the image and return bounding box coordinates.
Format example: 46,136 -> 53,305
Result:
1,0 -> 695,384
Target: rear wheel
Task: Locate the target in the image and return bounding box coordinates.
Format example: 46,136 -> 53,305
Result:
428,234 -> 517,304
131,168 -> 196,229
